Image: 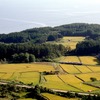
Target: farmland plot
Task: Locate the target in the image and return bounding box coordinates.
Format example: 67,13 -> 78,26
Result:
42,93 -> 78,100
74,65 -> 92,73
0,63 -> 55,73
41,75 -> 79,91
18,72 -> 40,85
59,74 -> 98,91
60,56 -> 81,63
76,73 -> 100,82
60,64 -> 80,74
79,56 -> 99,65
88,66 -> 100,72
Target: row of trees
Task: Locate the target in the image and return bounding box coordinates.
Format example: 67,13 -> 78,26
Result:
0,43 -> 67,62
75,39 -> 100,55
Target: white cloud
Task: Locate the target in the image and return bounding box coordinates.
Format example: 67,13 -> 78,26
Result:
0,18 -> 47,27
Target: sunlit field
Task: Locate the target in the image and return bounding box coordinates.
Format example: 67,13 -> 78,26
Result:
74,65 -> 92,73
76,73 -> 100,82
46,36 -> 85,49
18,72 -> 40,85
88,66 -> 100,72
60,64 -> 80,74
0,63 -> 55,84
59,56 -> 81,63
41,75 -> 80,91
59,74 -> 97,92
42,93 -> 79,100
79,56 -> 99,65
0,63 -> 55,73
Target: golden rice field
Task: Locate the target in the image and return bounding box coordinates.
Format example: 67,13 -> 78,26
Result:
0,63 -> 55,84
79,56 -> 99,65
88,66 -> 100,72
74,65 -> 92,73
41,75 -> 80,91
46,36 -> 85,49
76,73 -> 100,82
60,64 -> 80,74
18,72 -> 40,85
0,63 -> 55,73
42,93 -> 78,100
59,74 -> 97,92
60,56 -> 81,63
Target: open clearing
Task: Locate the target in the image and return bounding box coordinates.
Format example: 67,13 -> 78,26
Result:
46,36 -> 85,49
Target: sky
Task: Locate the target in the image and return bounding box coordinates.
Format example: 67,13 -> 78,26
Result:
0,0 -> 100,33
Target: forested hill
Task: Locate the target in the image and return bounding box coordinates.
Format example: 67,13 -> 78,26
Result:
0,23 -> 100,43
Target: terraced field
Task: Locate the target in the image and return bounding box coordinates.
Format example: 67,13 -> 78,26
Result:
74,65 -> 92,73
88,66 -> 100,72
76,73 -> 100,82
79,56 -> 99,65
42,93 -> 78,100
0,63 -> 55,84
59,74 -> 98,92
41,75 -> 80,91
18,72 -> 40,85
60,64 -> 80,74
60,56 -> 81,63
0,63 -> 55,73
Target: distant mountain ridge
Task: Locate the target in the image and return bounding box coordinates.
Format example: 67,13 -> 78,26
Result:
0,23 -> 100,43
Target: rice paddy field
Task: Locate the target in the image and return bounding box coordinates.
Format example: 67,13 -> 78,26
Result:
88,66 -> 100,72
79,56 -> 99,65
59,56 -> 81,63
18,71 -> 40,85
74,65 -> 92,73
0,63 -> 55,73
60,64 -> 80,74
55,56 -> 100,65
59,74 -> 98,91
42,93 -> 78,100
76,73 -> 100,82
0,63 -> 55,84
46,36 -> 85,49
41,75 -> 80,91
0,56 -> 100,93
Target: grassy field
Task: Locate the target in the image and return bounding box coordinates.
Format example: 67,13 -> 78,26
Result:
59,74 -> 97,92
60,64 -> 80,74
79,56 -> 99,65
41,75 -> 80,91
46,36 -> 85,49
42,93 -> 78,100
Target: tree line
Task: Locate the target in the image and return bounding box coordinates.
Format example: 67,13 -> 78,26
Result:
75,39 -> 100,55
0,43 -> 67,63
0,23 -> 100,43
